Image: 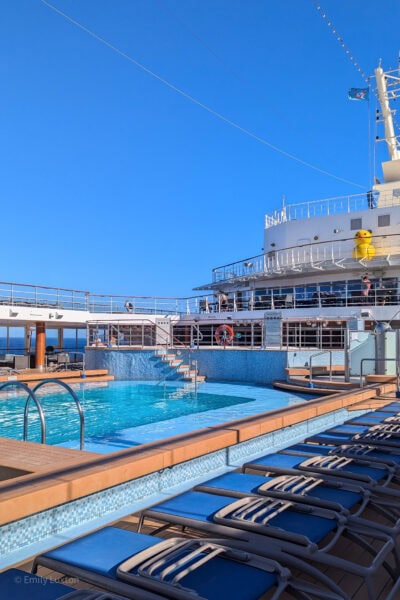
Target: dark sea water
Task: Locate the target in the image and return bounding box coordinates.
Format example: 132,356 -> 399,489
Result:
0,336 -> 86,354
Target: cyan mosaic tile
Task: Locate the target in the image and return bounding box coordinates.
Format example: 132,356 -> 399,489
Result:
159,450 -> 227,489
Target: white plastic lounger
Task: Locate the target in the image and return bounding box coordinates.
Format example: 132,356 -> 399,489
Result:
32,526 -> 346,600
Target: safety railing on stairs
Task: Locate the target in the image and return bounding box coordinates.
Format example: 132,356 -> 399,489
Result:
359,358 -> 399,390
155,352 -> 184,386
309,350 -> 333,387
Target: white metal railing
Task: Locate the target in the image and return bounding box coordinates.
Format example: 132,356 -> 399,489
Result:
264,190 -> 400,228
211,232 -> 400,284
0,272 -> 399,321
86,319 -> 347,351
0,281 -> 89,311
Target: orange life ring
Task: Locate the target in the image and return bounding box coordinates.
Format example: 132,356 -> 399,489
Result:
215,324 -> 234,346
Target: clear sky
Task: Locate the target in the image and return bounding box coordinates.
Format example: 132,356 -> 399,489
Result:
1,1 -> 399,298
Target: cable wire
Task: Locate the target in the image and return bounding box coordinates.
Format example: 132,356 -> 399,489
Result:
313,1 -> 369,83
39,0 -> 365,189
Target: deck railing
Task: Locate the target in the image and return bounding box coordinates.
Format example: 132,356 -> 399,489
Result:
86,319 -> 347,351
0,281 -> 89,311
211,232 -> 400,284
264,190 -> 400,228
0,273 -> 399,319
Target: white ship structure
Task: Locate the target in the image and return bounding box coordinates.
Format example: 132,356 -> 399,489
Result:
1,61 -> 400,368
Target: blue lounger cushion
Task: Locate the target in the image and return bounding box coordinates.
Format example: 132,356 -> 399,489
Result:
247,451 -> 387,481
0,569 -> 72,600
39,527 -> 160,579
349,411 -> 398,424
287,442 -> 400,466
200,471 -> 361,510
151,490 -> 337,543
37,527 -> 277,600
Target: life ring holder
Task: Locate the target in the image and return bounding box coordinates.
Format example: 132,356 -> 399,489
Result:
215,324 -> 234,346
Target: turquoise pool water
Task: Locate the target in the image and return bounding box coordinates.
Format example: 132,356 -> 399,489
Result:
0,380 -> 309,452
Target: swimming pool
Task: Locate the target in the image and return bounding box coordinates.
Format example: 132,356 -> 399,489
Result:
0,381 -> 309,452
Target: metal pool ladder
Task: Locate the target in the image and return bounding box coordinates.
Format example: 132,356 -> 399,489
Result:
0,378 -> 85,450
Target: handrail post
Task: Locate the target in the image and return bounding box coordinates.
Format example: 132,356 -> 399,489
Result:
0,381 -> 46,444
32,379 -> 85,450
397,330 -> 400,398
360,358 -> 365,388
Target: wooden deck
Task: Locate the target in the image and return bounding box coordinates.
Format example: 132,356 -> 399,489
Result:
0,368 -> 114,386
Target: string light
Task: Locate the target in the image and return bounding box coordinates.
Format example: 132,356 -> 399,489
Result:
313,1 -> 369,83
313,1 -> 400,174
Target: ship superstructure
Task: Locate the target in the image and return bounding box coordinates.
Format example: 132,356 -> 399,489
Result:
171,61 -> 400,349
1,62 -> 400,361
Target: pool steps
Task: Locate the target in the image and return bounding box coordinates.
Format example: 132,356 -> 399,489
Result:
154,349 -> 205,383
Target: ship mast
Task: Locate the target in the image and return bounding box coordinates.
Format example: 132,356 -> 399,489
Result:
375,64 -> 400,161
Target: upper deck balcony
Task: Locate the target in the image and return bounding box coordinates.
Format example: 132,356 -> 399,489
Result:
264,190 -> 400,229
209,232 -> 400,286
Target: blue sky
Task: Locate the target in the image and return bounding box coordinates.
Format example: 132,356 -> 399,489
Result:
1,1 -> 399,297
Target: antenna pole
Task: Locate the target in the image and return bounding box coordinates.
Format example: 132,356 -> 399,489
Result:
375,66 -> 400,161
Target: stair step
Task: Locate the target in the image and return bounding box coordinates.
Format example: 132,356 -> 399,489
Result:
287,376 -> 359,390
184,375 -> 206,383
286,366 -> 345,377
161,355 -> 176,362
168,360 -> 183,367
273,379 -> 334,395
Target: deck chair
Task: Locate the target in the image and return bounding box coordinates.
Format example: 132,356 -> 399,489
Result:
0,568 -> 127,600
193,470 -> 400,525
32,526 -> 345,600
345,409 -> 400,427
307,421 -> 400,452
242,443 -> 400,495
138,490 -> 399,600
281,440 -> 400,475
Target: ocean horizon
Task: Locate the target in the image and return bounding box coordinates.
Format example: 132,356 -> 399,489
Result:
0,336 -> 86,354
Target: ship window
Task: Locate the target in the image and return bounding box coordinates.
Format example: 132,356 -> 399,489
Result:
378,214 -> 390,227
350,218 -> 362,230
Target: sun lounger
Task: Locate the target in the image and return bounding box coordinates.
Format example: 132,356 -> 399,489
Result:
138,490 -> 399,600
0,568 -> 126,600
308,421 -> 400,451
193,470 -> 400,524
287,440 -> 400,473
347,410 -> 400,427
242,444 -> 400,496
32,526 -> 345,600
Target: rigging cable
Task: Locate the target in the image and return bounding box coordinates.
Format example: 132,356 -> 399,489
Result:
313,0 -> 400,185
313,0 -> 375,186
39,0 -> 365,189
313,1 -> 369,83
155,0 -> 283,114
